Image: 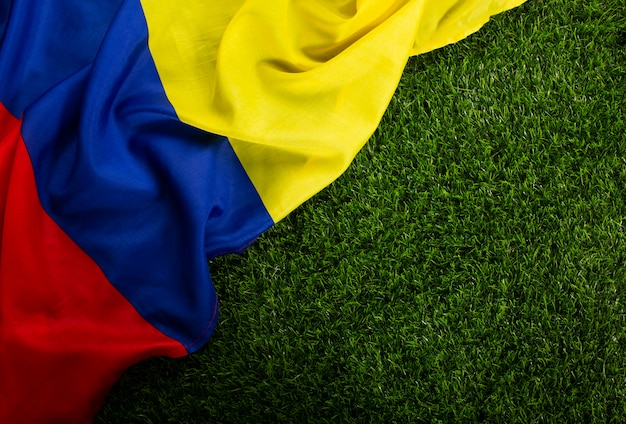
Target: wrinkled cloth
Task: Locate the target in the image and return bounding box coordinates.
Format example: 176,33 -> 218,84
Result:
0,0 -> 525,422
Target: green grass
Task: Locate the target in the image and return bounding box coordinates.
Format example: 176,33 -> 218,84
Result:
96,0 -> 626,422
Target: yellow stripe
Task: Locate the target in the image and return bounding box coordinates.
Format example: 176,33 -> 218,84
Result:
140,0 -> 526,222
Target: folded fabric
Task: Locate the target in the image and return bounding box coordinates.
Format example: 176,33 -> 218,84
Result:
0,0 -> 525,422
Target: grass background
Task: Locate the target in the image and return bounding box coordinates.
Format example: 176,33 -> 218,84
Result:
96,0 -> 626,422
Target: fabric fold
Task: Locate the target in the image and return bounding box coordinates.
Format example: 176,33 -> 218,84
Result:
0,0 -> 526,421
142,0 -> 525,220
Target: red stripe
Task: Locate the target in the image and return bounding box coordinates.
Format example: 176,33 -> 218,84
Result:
0,103 -> 188,423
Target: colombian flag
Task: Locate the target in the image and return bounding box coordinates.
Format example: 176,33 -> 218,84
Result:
0,0 -> 525,422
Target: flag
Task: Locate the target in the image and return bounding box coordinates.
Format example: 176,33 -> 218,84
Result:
0,0 -> 526,422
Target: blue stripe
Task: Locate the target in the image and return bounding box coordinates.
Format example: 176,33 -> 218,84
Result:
0,0 -> 12,48
13,0 -> 273,351
0,0 -> 123,116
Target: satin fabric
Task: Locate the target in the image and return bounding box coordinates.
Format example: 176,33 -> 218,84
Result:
0,0 -> 525,422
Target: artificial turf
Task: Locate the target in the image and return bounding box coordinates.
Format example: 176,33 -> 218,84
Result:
96,0 -> 626,422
